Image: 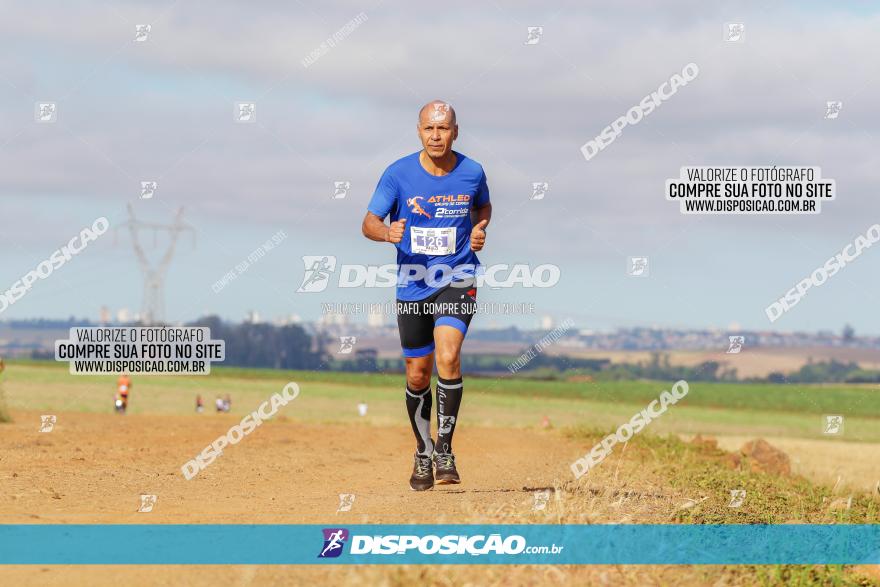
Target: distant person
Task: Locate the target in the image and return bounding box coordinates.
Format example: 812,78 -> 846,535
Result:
115,373 -> 131,414
223,393 -> 232,413
195,394 -> 204,413
215,396 -> 225,413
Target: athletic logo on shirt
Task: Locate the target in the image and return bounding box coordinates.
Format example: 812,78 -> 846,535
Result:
406,197 -> 432,219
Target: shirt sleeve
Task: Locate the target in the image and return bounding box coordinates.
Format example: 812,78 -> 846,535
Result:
367,167 -> 398,219
474,168 -> 490,207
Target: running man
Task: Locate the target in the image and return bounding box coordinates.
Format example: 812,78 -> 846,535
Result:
362,100 -> 491,491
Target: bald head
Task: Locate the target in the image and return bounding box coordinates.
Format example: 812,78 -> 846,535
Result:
419,100 -> 456,125
417,100 -> 458,161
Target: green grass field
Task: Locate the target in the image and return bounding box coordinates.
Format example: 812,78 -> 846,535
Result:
4,359 -> 880,442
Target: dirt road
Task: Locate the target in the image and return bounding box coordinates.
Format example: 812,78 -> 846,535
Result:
3,410 -> 873,586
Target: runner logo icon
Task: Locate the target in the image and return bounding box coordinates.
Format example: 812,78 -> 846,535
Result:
298,256 -> 338,293
318,528 -> 349,558
406,197 -> 432,219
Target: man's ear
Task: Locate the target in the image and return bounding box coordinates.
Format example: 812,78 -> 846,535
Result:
453,124 -> 459,140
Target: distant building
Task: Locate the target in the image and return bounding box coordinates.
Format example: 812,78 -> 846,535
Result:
320,313 -> 348,327
367,311 -> 385,328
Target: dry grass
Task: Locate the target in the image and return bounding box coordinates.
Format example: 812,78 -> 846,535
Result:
0,380 -> 12,423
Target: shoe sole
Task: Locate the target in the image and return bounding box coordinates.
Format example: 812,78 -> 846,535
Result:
409,484 -> 434,491
435,477 -> 460,485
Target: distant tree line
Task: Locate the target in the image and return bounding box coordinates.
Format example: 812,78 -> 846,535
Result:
28,316 -> 329,370
324,353 -> 610,374
764,358 -> 880,384
187,316 -> 328,370
564,353 -> 880,384
24,316 -> 327,370
23,317 -> 880,383
601,352 -> 739,382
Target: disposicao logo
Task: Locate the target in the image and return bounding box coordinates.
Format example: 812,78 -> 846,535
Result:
318,528 -> 349,558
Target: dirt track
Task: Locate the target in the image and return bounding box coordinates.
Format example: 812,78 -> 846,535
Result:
0,410 -> 598,524
4,410 -> 878,586
0,410 -> 709,586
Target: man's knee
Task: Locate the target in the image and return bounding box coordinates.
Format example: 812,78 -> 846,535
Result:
406,362 -> 432,389
435,347 -> 460,372
407,374 -> 431,390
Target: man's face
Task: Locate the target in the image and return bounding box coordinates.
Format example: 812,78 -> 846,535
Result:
418,104 -> 457,158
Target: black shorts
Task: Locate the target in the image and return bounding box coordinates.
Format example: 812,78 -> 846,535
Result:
397,278 -> 477,358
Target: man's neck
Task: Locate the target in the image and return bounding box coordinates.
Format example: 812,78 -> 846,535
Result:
419,150 -> 457,176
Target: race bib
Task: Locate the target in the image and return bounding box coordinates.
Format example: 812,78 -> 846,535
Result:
410,227 -> 456,255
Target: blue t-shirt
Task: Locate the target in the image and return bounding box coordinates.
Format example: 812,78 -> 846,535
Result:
368,150 -> 491,301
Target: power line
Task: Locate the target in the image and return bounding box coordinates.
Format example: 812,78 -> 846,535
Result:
115,204 -> 195,325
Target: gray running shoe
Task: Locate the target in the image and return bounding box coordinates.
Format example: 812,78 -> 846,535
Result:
409,454 -> 434,491
433,452 -> 460,484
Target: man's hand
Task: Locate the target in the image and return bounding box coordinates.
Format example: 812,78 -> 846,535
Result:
470,219 -> 488,251
387,218 -> 407,243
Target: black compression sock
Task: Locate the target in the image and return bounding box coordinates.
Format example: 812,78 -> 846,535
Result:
405,384 -> 434,457
436,376 -> 463,454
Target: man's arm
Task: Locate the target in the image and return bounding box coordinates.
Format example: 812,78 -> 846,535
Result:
470,203 -> 491,251
362,212 -> 406,243
471,202 -> 491,228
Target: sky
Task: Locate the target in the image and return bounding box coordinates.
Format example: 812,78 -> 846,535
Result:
1,0 -> 879,334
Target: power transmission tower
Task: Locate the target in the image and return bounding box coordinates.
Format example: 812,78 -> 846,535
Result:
116,204 -> 195,325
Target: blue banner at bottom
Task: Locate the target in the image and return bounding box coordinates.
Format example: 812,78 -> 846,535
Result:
1,524 -> 878,565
